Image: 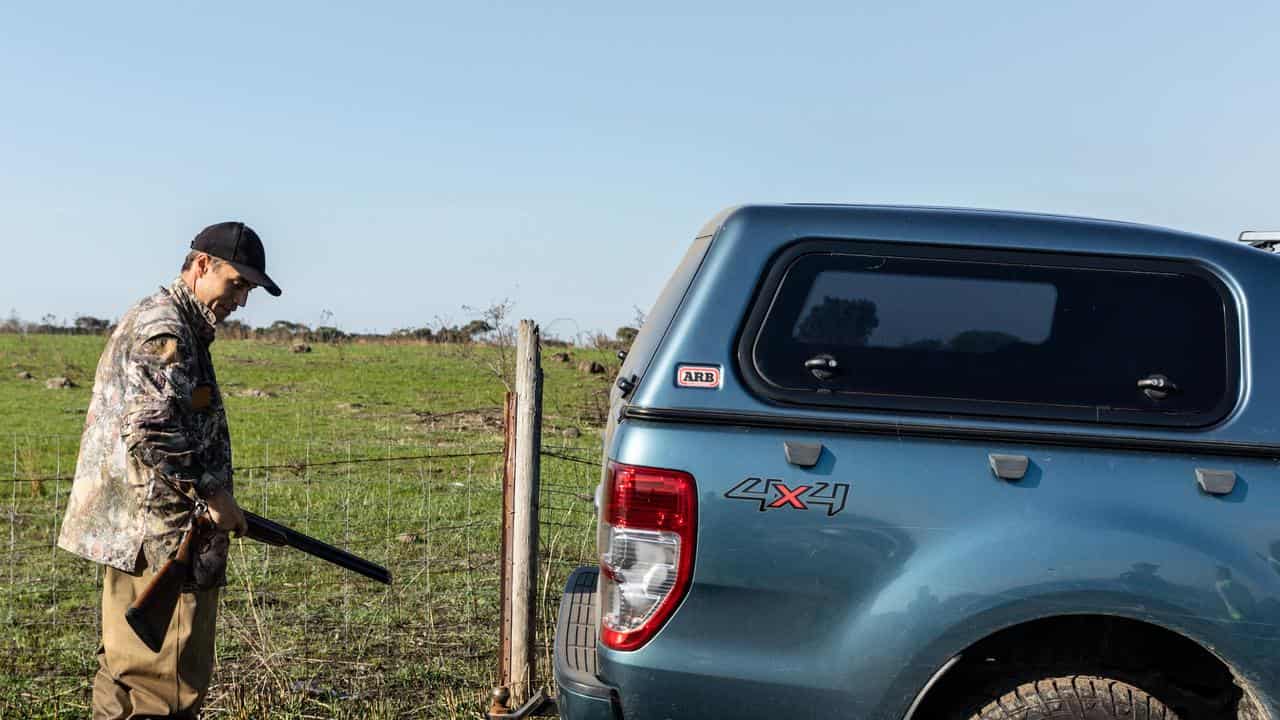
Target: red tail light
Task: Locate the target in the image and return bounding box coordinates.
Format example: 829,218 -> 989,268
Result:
598,462 -> 697,651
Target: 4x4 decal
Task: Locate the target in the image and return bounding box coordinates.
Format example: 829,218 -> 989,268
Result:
724,478 -> 850,516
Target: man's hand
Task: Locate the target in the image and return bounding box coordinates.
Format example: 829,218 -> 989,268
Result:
206,488 -> 247,537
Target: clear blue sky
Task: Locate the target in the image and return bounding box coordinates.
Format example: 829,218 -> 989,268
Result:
2,2 -> 1276,338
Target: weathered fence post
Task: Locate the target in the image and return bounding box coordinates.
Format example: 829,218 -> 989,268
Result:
494,391 -> 517,713
492,320 -> 543,714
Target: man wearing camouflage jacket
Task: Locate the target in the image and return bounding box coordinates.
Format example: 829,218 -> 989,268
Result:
59,221 -> 282,719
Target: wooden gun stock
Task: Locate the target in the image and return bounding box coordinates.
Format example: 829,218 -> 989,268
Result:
124,519 -> 205,653
126,510 -> 391,652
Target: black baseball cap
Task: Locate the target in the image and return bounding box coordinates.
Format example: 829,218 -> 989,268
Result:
190,222 -> 282,297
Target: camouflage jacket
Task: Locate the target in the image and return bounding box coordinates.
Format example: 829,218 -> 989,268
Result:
58,278 -> 232,581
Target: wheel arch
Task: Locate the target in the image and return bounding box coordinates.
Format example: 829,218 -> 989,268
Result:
904,613 -> 1272,720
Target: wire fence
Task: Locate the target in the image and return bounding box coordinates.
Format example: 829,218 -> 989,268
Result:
1,424 -> 601,719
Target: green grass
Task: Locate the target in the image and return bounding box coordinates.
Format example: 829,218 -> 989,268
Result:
0,334 -> 610,719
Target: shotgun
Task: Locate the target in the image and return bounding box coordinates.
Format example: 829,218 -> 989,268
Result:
126,507 -> 392,652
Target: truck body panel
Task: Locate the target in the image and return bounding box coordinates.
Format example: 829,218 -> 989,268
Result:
556,204 -> 1280,720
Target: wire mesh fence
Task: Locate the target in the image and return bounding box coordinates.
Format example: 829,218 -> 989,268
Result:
533,444 -> 602,692
1,424 -> 602,719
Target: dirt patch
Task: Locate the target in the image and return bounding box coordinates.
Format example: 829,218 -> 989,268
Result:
411,407 -> 504,432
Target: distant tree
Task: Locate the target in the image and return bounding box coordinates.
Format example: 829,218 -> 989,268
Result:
219,320 -> 252,339
74,316 -> 111,334
461,319 -> 494,339
269,320 -> 310,334
34,314 -> 65,334
393,326 -> 435,340
795,297 -> 879,346
313,326 -> 347,342
260,320 -> 310,341
433,326 -> 472,344
615,326 -> 639,345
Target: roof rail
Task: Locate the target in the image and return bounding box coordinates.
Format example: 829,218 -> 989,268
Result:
1240,231 -> 1280,252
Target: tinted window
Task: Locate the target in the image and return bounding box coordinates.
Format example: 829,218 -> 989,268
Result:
747,246 -> 1237,426
794,270 -> 1057,349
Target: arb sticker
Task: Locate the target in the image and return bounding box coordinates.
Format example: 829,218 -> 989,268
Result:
677,364 -> 721,388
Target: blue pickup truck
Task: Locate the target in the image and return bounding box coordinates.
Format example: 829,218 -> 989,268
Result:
553,204 -> 1280,720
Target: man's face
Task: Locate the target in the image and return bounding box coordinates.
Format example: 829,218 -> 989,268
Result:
193,256 -> 255,323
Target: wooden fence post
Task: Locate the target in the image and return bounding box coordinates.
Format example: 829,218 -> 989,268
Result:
511,320 -> 543,703
493,320 -> 543,713
493,391 -> 517,714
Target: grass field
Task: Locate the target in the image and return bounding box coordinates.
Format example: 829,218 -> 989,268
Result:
0,333 -> 614,719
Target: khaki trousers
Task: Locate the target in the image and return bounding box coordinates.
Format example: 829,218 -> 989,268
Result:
92,563 -> 219,720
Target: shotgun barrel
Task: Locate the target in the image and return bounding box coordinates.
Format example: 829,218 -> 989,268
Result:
128,508 -> 392,652
243,510 -> 392,585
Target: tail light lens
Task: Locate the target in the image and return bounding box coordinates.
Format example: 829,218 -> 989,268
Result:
598,462 -> 697,651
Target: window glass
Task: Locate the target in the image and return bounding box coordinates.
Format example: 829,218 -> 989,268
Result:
751,250 -> 1234,425
794,270 -> 1057,350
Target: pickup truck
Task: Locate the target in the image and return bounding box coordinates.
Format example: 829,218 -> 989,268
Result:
553,204 -> 1280,720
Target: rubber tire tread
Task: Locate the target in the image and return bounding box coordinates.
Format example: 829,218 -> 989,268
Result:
968,675 -> 1180,720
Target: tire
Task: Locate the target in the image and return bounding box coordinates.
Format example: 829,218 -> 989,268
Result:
966,675 -> 1180,720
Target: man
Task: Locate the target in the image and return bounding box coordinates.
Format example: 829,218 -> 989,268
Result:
58,221 -> 282,719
